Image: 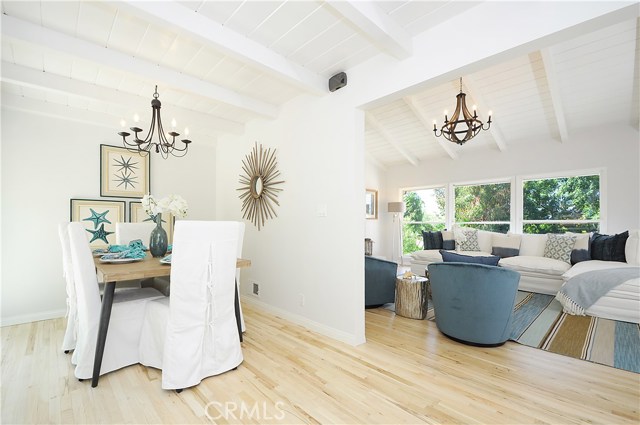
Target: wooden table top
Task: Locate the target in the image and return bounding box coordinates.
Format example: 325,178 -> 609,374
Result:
94,254 -> 251,283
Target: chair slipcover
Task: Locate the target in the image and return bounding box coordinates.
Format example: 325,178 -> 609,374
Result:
116,221 -> 161,291
428,262 -> 521,346
115,222 -> 156,245
67,222 -> 164,379
139,221 -> 243,390
58,223 -> 77,352
236,222 -> 246,332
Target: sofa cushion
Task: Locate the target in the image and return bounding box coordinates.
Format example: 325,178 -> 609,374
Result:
499,255 -> 571,276
491,233 -> 521,258
566,232 -> 591,265
442,230 -> 455,250
543,234 -> 577,264
591,231 -> 628,262
411,249 -> 445,263
562,259 -> 638,281
454,227 -> 481,251
422,231 -> 443,250
440,250 -> 500,266
518,233 -> 548,257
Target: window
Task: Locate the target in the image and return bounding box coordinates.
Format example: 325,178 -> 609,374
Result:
402,188 -> 445,253
522,174 -> 600,234
454,181 -> 511,233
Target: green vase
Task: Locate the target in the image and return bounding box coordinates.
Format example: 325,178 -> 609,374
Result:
149,213 -> 168,257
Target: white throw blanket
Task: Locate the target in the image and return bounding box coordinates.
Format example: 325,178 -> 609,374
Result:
556,267 -> 640,316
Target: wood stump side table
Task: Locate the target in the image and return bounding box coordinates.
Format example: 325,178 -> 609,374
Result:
395,276 -> 429,319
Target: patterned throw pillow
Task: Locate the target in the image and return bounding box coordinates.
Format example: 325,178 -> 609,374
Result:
456,228 -> 481,251
543,234 -> 577,264
422,231 -> 443,250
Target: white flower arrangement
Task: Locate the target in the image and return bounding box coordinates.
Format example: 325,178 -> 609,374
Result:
141,194 -> 188,219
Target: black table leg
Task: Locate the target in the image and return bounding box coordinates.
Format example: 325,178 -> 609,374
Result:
92,281 -> 116,387
234,280 -> 243,342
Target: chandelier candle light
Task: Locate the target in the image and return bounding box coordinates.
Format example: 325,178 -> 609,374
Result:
433,77 -> 492,145
118,85 -> 191,159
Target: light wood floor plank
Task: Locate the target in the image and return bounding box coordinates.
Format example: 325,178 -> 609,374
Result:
1,302 -> 638,424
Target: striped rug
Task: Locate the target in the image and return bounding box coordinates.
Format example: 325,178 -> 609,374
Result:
510,291 -> 640,373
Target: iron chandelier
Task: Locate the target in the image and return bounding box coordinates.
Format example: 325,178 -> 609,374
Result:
433,78 -> 492,145
118,85 -> 191,158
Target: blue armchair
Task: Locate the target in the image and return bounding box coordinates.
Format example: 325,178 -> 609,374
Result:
365,256 -> 397,308
428,262 -> 520,346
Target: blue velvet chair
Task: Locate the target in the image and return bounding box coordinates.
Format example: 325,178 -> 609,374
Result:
365,256 -> 398,308
428,262 -> 520,346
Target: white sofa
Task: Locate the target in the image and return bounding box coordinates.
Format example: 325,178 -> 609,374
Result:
409,229 -> 640,295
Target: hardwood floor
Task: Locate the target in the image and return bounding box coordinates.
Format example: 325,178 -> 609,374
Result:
2,302 -> 638,424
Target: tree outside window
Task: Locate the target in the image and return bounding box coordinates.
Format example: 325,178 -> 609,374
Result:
402,188 -> 445,253
454,182 -> 511,233
523,175 -> 600,234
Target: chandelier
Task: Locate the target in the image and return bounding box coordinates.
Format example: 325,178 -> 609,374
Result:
118,86 -> 191,158
433,78 -> 492,145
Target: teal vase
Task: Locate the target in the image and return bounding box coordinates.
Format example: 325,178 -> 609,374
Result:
149,213 -> 168,257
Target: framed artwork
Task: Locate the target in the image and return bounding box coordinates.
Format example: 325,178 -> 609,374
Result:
129,201 -> 174,243
100,144 -> 150,198
70,199 -> 125,248
365,189 -> 378,220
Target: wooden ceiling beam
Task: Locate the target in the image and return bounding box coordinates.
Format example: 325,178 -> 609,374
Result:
365,113 -> 419,166
540,48 -> 570,143
403,96 -> 458,160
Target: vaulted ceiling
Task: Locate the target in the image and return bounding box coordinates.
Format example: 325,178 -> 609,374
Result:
2,1 -> 638,168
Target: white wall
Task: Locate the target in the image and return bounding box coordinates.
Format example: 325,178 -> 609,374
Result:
0,108 -> 217,325
216,93 -> 366,345
381,125 -> 640,248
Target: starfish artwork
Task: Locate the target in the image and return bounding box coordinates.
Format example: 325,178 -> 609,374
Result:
113,170 -> 138,190
82,208 -> 111,229
86,223 -> 114,244
113,155 -> 139,173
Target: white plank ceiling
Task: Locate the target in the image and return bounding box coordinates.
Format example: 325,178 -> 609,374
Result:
1,1 -> 638,167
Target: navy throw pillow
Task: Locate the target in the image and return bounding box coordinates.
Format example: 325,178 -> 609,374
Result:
422,231 -> 443,250
590,231 -> 628,262
439,249 -> 500,266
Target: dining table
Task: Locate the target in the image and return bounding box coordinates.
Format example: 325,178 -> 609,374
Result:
92,253 -> 251,388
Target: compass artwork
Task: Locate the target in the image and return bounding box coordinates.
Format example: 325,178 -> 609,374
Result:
237,142 -> 285,230
100,145 -> 150,198
70,199 -> 125,247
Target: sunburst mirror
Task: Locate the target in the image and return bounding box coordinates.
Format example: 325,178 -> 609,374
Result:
237,142 -> 285,230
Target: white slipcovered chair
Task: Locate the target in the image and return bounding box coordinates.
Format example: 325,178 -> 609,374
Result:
58,223 -> 78,353
115,221 -> 168,293
138,221 -> 243,390
115,222 -> 155,245
235,222 -> 246,333
66,222 -> 164,380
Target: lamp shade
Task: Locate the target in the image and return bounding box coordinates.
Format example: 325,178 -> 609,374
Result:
387,202 -> 406,213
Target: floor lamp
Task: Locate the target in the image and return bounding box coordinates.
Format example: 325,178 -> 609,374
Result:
388,202 -> 406,264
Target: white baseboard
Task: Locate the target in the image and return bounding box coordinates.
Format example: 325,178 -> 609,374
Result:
1,309 -> 67,327
242,297 -> 366,346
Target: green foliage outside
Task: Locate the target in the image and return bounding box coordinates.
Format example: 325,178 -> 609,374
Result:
400,175 -> 600,253
523,175 -> 600,234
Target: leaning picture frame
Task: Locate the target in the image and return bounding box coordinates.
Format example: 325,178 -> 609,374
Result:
70,198 -> 125,248
365,189 -> 378,219
100,144 -> 150,198
129,201 -> 174,243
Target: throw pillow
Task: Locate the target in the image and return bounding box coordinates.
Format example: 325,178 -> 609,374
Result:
422,231 -> 443,250
591,231 -> 628,262
455,227 -> 481,251
566,232 -> 591,265
543,234 -> 577,264
440,250 -> 500,266
442,230 -> 455,250
491,234 -> 522,258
